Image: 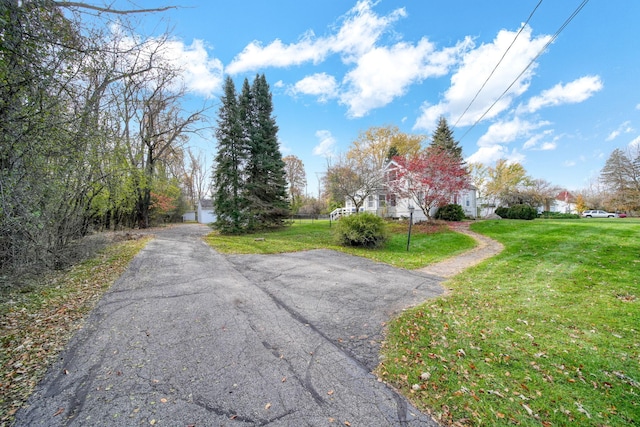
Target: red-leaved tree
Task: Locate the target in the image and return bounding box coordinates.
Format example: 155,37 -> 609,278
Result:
388,149 -> 470,219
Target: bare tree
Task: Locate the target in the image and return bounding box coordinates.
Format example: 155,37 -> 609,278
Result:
183,148 -> 209,209
283,155 -> 307,205
325,155 -> 383,213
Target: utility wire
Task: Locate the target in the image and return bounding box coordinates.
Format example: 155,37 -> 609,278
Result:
458,0 -> 590,142
453,0 -> 543,129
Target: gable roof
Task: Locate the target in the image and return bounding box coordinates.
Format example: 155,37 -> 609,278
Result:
556,191 -> 574,202
199,199 -> 213,208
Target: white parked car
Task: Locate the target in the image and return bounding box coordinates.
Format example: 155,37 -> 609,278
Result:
581,209 -> 617,218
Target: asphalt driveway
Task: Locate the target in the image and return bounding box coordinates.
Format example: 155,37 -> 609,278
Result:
15,224 -> 444,426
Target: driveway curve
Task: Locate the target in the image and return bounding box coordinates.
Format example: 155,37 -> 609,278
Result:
15,224 -> 442,426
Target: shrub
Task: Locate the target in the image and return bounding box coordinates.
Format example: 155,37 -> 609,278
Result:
538,211 -> 580,219
435,204 -> 465,221
495,207 -> 510,218
507,204 -> 538,220
333,213 -> 388,248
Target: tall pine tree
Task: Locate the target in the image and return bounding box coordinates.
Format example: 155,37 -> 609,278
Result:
212,76 -> 248,233
429,116 -> 464,162
244,74 -> 289,229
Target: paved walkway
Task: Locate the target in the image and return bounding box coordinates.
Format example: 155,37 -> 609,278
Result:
418,222 -> 504,278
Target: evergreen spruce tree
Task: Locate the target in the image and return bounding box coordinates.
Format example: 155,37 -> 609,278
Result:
244,74 -> 289,229
212,76 -> 248,233
429,116 -> 464,162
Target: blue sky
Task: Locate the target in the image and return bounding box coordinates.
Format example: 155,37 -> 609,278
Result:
111,0 -> 640,196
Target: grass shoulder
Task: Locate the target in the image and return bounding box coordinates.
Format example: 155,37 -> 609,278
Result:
379,219 -> 640,426
204,219 -> 477,270
0,236 -> 151,424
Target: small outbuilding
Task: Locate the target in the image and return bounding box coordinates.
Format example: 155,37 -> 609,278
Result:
197,199 -> 216,224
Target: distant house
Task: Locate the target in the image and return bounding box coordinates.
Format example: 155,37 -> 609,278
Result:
197,199 -> 216,224
331,160 -> 477,221
547,190 -> 577,214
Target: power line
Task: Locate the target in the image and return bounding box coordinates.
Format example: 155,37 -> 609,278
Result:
453,0 -> 543,129
457,0 -> 590,143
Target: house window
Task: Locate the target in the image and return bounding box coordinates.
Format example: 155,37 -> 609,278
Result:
378,194 -> 386,207
388,194 -> 397,207
346,200 -> 352,208
466,200 -> 470,207
368,195 -> 375,208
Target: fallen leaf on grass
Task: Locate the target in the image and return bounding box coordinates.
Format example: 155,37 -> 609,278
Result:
574,402 -> 591,418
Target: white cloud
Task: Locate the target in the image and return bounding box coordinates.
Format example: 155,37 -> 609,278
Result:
163,39 -> 224,98
226,0 -> 403,74
523,130 -> 557,151
312,130 -> 337,158
606,120 -> 633,141
629,135 -> 640,150
467,117 -> 547,164
540,141 -> 557,151
330,0 -> 407,64
112,25 -> 224,98
226,0 -> 466,117
466,145 -> 524,165
521,75 -> 603,113
564,160 -> 576,167
225,34 -> 329,74
477,117 -> 549,147
414,25 -> 551,131
607,130 -> 621,141
341,38 -> 467,117
289,73 -> 338,102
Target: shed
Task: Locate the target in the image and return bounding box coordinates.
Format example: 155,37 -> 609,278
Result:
197,199 -> 216,224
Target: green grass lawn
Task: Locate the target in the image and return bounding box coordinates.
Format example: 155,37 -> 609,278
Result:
204,219 -> 477,270
379,219 -> 640,426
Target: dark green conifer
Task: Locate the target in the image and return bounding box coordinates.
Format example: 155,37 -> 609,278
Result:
244,74 -> 289,229
429,116 -> 464,162
212,76 -> 248,233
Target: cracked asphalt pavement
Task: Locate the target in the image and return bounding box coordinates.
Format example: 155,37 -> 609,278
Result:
15,224 -> 444,426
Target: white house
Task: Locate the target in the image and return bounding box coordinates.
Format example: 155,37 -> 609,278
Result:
331,160 -> 477,221
197,199 -> 216,224
545,190 -> 578,214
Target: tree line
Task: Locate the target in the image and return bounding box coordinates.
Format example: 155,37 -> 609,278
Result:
1,1 -> 205,271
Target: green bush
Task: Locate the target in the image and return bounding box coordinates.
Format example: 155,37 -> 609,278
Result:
538,211 -> 580,219
495,207 -> 509,218
435,204 -> 465,221
333,213 -> 388,248
506,204 -> 538,220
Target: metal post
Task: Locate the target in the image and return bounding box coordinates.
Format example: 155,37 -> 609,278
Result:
406,205 -> 414,251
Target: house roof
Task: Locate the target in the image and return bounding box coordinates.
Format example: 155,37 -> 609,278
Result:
199,199 -> 213,208
556,191 -> 574,202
